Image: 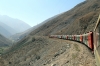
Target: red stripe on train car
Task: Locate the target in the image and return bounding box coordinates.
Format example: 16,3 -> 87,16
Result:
73,35 -> 75,40
74,35 -> 76,40
66,36 -> 68,39
80,35 -> 83,42
88,32 -> 94,50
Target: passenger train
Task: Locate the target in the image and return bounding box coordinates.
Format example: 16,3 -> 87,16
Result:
49,15 -> 100,66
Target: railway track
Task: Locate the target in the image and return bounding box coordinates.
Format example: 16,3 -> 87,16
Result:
49,14 -> 100,66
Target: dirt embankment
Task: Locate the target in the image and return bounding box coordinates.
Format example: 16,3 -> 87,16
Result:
0,36 -> 96,66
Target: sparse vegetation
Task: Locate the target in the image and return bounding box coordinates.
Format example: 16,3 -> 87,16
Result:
0,47 -> 9,54
72,53 -> 78,59
0,0 -> 98,66
32,37 -> 35,42
0,34 -> 12,47
74,44 -> 80,52
0,48 -> 3,54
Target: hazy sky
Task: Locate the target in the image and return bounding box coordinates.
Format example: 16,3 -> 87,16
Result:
0,0 -> 85,27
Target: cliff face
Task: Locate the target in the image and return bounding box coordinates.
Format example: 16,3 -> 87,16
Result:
29,0 -> 100,36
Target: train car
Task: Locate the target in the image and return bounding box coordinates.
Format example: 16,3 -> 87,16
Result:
57,35 -> 62,39
49,35 -> 54,38
83,33 -> 89,46
72,35 -> 75,40
67,35 -> 69,40
69,35 -> 72,40
49,35 -> 58,38
88,32 -> 94,50
82,32 -> 94,50
62,35 -> 66,39
62,35 -> 64,39
49,14 -> 100,66
75,35 -> 80,41
66,35 -> 68,40
94,15 -> 100,66
78,35 -> 80,41
80,34 -> 83,43
74,35 -> 77,41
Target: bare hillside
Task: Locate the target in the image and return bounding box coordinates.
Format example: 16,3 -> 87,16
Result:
0,0 -> 98,66
0,36 -> 96,66
0,34 -> 12,47
30,0 -> 100,35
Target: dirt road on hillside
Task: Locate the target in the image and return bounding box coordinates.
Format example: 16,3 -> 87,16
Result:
0,36 -> 96,66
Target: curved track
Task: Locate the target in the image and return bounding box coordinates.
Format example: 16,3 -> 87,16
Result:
49,14 -> 100,66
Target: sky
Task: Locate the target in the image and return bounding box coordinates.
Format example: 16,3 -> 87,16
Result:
0,0 -> 85,27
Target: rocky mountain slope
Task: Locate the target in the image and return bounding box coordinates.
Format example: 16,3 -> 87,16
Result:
10,14 -> 60,41
0,34 -> 12,47
0,22 -> 16,37
0,36 -> 96,66
0,15 -> 31,38
30,0 -> 100,36
10,0 -> 100,41
0,0 -> 98,66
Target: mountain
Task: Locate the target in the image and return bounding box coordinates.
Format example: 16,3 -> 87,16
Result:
1,36 -> 95,66
0,34 -> 12,47
0,15 -> 31,38
5,0 -> 100,52
0,0 -> 99,66
10,14 -> 61,41
0,22 -> 17,37
30,0 -> 100,35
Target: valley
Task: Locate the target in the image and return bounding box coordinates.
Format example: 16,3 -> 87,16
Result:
0,0 -> 99,66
